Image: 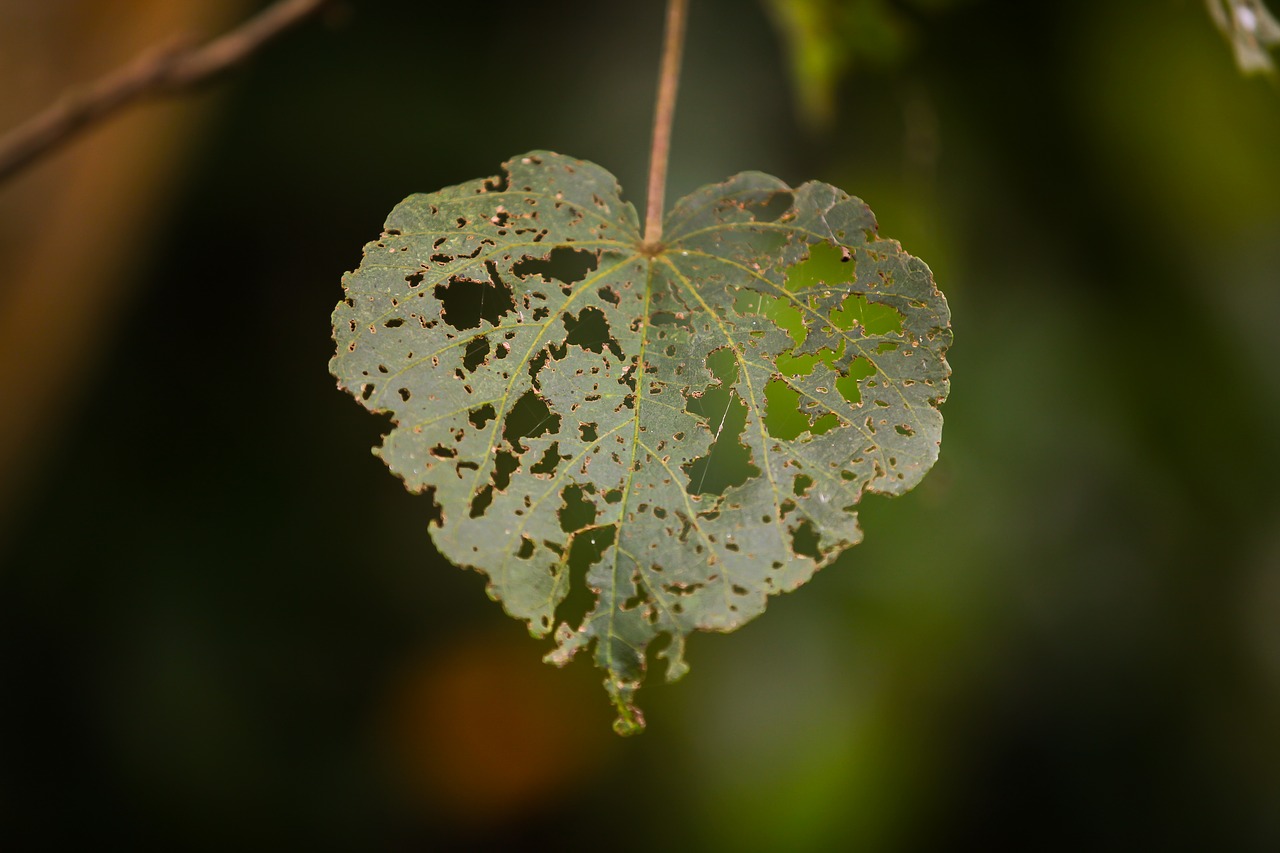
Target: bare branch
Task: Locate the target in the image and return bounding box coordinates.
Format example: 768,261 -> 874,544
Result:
0,0 -> 331,185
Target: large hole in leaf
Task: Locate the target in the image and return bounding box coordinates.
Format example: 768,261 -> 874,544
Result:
502,390 -> 560,450
733,288 -> 806,361
555,523 -> 617,632
469,485 -> 494,518
530,441 -> 567,476
434,261 -> 515,330
785,244 -> 906,337
512,247 -> 599,285
764,378 -> 809,440
764,373 -> 851,438
468,404 -> 496,430
832,294 -> 904,336
468,449 -> 521,518
559,484 -> 598,533
785,241 -> 857,292
462,335 -> 490,372
492,449 -> 519,491
744,190 -> 792,222
836,357 -> 876,406
563,306 -> 623,359
682,348 -> 760,496
791,518 -> 821,560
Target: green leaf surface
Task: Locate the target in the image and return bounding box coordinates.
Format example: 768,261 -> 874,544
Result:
331,152 -> 951,733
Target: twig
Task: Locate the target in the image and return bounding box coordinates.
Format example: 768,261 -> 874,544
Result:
642,0 -> 690,253
0,0 -> 330,185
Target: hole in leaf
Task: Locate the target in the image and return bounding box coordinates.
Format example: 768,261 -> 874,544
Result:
433,261 -> 515,330
745,190 -> 792,222
503,390 -> 560,450
462,335 -> 490,372
384,317 -> 404,329
811,413 -> 840,434
683,348 -> 760,496
559,484 -> 598,533
517,536 -> 535,559
469,485 -> 494,518
527,341 -> 567,387
832,294 -> 904,336
530,441 -> 566,476
836,358 -> 876,406
621,583 -> 648,612
579,422 -> 599,442
563,306 -> 623,359
556,523 -> 617,631
785,241 -> 857,292
618,359 -> 638,393
512,247 -> 599,285
469,404 -> 496,430
764,378 -> 808,440
492,449 -> 519,491
791,519 -> 821,560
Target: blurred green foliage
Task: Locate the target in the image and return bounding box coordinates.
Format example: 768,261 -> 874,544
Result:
762,0 -> 964,128
1,0 -> 1279,849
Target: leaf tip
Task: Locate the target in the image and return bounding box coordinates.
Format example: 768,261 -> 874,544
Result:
612,710 -> 646,737
607,680 -> 646,737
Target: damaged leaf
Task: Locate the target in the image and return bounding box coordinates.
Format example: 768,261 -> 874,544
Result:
331,151 -> 951,734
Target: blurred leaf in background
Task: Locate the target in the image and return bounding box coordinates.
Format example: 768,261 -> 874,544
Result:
760,0 -> 962,129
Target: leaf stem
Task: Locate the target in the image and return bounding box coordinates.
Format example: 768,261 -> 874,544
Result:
642,0 -> 690,253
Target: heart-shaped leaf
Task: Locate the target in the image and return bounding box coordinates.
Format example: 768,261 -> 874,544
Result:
332,151 -> 951,733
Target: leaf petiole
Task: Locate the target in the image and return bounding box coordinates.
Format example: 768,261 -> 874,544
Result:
642,0 -> 690,254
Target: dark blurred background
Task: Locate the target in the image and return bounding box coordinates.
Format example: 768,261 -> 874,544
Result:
1,0 -> 1278,849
